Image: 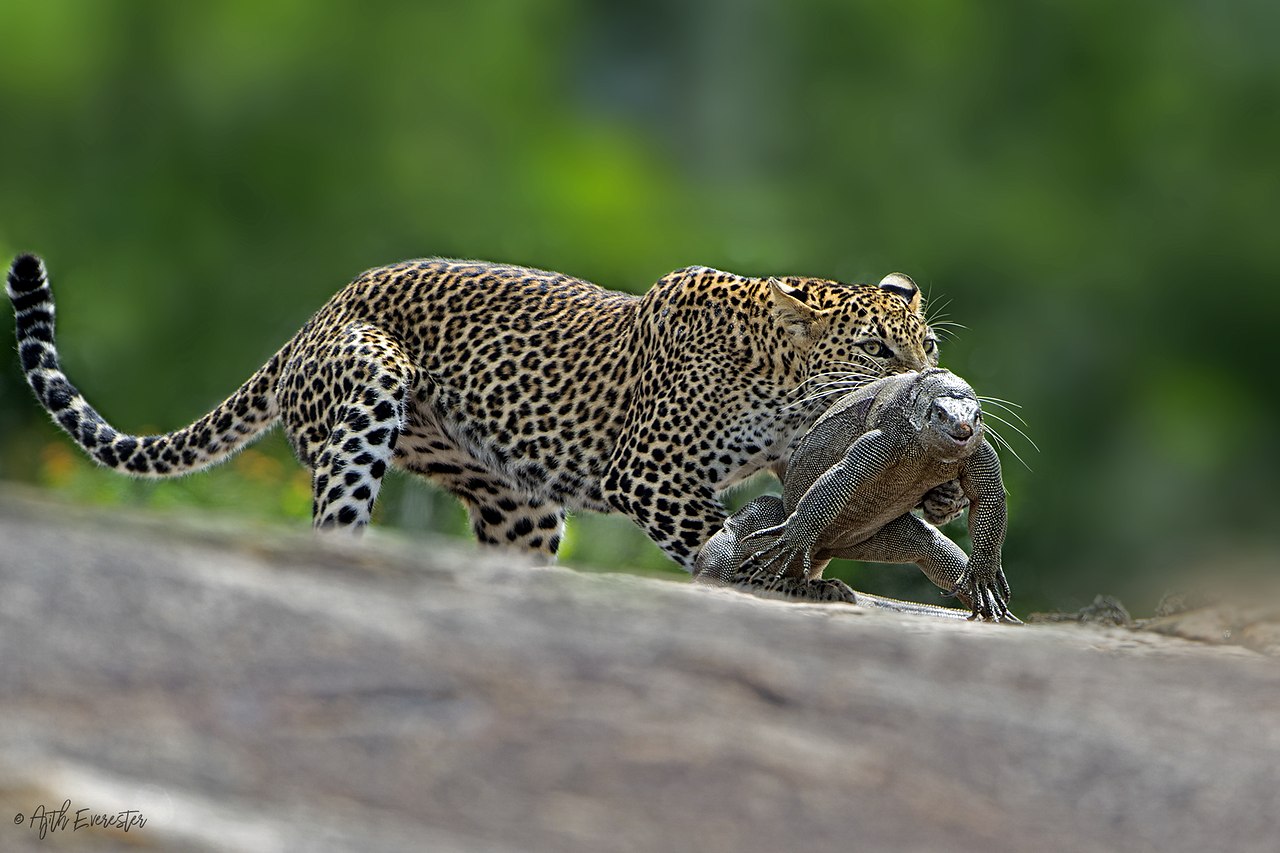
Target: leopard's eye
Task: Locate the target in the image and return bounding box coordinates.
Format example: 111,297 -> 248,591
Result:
858,340 -> 892,358
923,338 -> 937,354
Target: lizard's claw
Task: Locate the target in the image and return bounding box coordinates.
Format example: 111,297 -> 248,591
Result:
742,537 -> 813,582
947,564 -> 1019,624
740,521 -> 786,544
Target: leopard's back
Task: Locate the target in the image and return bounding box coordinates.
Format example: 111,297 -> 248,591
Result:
304,259 -> 642,509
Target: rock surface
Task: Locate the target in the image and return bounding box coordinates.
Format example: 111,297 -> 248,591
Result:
0,486 -> 1277,852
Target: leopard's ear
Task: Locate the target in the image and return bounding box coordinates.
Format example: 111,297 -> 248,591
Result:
767,277 -> 821,343
878,272 -> 922,314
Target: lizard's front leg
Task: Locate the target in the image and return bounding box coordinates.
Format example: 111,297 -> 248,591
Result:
696,495 -> 858,602
955,440 -> 1015,621
694,495 -> 785,583
739,429 -> 899,581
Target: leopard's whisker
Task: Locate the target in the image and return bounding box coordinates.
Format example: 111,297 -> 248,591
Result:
788,377 -> 864,400
796,368 -> 873,387
983,425 -> 1033,472
978,397 -> 1030,427
820,372 -> 875,388
786,382 -> 862,403
827,360 -> 878,378
781,385 -> 864,411
925,296 -> 953,324
978,394 -> 1024,409
829,358 -> 876,369
981,410 -> 1040,453
793,381 -> 862,398
791,365 -> 876,394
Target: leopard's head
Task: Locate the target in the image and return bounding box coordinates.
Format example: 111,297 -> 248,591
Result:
766,272 -> 939,407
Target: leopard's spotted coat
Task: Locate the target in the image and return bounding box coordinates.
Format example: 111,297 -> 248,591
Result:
7,254 -> 939,569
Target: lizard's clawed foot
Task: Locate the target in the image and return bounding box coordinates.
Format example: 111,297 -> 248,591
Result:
740,523 -> 813,581
947,567 -> 1019,623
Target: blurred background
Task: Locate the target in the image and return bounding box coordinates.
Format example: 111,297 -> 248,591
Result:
1,0 -> 1275,612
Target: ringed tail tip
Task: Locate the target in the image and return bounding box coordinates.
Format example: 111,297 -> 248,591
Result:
7,253 -> 48,296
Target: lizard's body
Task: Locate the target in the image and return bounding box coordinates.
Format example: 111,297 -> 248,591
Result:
695,368 -> 1015,622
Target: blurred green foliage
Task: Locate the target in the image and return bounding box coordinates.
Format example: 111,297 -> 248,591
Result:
2,1 -> 1277,611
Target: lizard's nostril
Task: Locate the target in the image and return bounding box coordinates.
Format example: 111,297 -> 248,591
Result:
949,422 -> 974,440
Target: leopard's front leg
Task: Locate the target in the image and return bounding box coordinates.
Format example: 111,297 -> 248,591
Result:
601,456 -> 728,572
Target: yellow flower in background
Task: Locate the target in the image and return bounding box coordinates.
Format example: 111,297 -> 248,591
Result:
40,442 -> 77,488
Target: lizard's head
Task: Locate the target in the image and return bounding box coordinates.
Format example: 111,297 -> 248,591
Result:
906,369 -> 984,460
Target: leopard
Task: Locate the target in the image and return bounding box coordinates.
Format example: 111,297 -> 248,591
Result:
7,253 -> 943,570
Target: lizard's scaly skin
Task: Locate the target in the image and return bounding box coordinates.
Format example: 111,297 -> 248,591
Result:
694,368 -> 1016,622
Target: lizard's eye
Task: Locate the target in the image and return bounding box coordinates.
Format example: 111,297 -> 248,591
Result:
858,340 -> 892,359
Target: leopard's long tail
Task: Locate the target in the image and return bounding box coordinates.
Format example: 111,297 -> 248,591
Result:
7,253 -> 284,477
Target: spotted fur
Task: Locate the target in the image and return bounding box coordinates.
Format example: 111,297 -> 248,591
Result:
8,254 -> 938,569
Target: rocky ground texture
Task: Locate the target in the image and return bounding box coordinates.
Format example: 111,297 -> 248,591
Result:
1,487 -> 1277,852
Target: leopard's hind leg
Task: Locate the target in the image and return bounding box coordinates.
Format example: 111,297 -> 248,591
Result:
458,478 -> 566,562
279,323 -> 414,531
395,418 -> 567,562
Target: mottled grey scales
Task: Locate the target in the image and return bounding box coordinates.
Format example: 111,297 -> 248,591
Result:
695,368 -> 1015,621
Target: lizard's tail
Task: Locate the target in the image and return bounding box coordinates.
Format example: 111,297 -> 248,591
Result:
7,253 -> 284,477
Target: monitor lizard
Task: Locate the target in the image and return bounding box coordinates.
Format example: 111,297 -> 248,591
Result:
694,368 -> 1016,622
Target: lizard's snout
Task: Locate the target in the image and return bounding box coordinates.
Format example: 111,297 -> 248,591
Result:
929,397 -> 981,446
